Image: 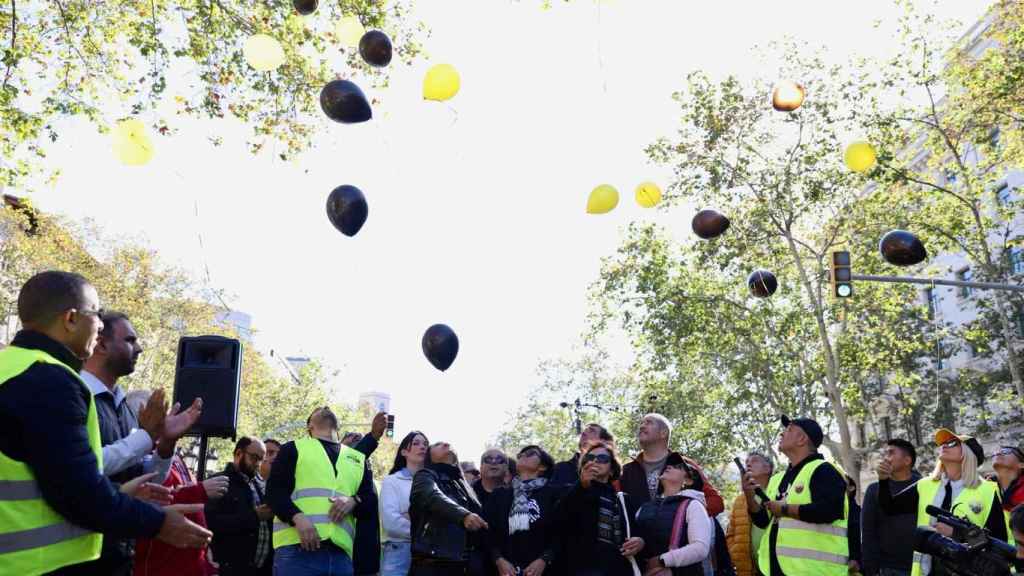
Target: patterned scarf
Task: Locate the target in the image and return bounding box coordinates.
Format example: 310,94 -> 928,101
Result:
509,477 -> 547,535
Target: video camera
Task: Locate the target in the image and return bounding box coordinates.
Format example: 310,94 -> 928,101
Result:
912,505 -> 1016,576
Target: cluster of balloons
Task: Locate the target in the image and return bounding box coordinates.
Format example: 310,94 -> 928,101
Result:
769,80 -> 880,174
586,182 -> 662,214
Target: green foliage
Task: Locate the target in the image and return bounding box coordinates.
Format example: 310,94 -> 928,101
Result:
0,0 -> 425,189
0,202 -> 396,476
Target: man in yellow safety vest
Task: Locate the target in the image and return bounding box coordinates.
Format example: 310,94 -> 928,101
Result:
0,270 -> 212,576
267,406 -> 375,575
743,415 -> 849,576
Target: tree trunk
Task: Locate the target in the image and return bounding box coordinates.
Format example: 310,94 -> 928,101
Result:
783,233 -> 860,481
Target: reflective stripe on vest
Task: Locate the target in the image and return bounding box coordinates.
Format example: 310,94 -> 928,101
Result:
756,458 -> 849,576
271,437 -> 365,556
0,346 -> 104,576
910,478 -> 1002,576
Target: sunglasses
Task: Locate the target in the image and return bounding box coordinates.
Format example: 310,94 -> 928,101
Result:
941,439 -> 961,449
518,448 -> 541,459
583,453 -> 612,464
482,455 -> 507,465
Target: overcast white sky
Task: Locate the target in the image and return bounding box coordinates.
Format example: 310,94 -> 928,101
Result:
25,0 -> 988,462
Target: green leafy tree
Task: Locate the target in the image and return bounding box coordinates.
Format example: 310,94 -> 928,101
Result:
855,0 -> 1024,403
0,0 -> 424,189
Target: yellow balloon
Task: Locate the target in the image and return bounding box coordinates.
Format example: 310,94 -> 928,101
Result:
635,182 -> 662,208
335,16 -> 365,48
587,184 -> 619,214
844,141 -> 877,173
423,64 -> 461,102
112,119 -> 154,166
244,34 -> 286,72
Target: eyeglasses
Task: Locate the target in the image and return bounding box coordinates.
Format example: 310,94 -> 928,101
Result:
582,453 -> 612,464
996,447 -> 1023,458
77,307 -> 105,318
482,455 -> 507,465
941,439 -> 961,449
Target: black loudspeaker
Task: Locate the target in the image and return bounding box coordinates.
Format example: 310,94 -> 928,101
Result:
172,335 -> 242,439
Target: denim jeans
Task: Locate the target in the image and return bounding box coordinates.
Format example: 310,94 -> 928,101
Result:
274,543 -> 354,576
381,541 -> 411,576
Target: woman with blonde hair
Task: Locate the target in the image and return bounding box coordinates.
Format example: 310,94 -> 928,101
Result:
876,428 -> 1009,575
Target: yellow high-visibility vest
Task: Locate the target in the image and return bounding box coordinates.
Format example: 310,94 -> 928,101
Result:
0,346 -> 104,576
757,458 -> 849,576
272,436 -> 365,557
910,477 -> 1004,576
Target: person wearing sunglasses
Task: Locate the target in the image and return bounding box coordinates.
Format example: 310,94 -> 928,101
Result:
410,441 -> 490,576
476,449 -> 511,511
485,445 -> 559,576
877,428 -> 1010,575
551,423 -> 616,491
635,454 -> 727,576
553,441 -> 644,576
994,445 -> 1024,513
621,414 -> 725,518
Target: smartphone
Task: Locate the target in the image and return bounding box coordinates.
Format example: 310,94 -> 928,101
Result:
734,457 -> 770,503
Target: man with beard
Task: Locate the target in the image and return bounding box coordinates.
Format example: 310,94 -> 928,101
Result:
206,437 -> 274,576
0,271 -> 212,575
79,311 -> 204,575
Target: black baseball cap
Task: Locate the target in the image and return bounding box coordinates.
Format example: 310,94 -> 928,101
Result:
935,429 -> 985,463
781,415 -> 824,448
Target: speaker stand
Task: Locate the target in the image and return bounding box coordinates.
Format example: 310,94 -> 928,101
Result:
196,434 -> 209,481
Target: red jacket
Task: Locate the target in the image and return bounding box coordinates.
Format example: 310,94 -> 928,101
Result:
134,456 -> 216,576
619,452 -> 725,517
1002,475 -> 1024,512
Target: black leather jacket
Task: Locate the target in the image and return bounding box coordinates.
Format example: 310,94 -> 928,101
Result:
410,463 -> 483,564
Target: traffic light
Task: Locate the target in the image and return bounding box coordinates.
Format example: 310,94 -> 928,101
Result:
832,251 -> 853,298
386,414 -> 395,438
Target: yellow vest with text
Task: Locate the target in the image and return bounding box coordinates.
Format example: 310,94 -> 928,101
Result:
272,436 -> 365,556
910,477 -> 1005,576
0,346 -> 104,576
756,458 -> 849,576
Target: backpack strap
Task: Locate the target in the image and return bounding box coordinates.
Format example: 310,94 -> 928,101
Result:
668,498 -> 692,550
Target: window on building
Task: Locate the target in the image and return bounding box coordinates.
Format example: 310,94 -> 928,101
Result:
1010,247 -> 1024,275
957,268 -> 973,298
996,183 -> 1013,205
925,288 -> 940,318
990,127 -> 1001,149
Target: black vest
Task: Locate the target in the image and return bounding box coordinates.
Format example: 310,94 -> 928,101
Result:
93,388 -> 145,484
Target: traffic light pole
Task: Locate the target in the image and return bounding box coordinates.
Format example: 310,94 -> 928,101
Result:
852,274 -> 1024,293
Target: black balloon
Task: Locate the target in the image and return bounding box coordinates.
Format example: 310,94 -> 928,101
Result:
359,30 -> 393,67
422,324 -> 459,372
320,80 -> 372,124
293,0 -> 317,15
748,270 -> 778,298
879,229 -> 928,266
326,185 -> 368,237
692,209 -> 731,240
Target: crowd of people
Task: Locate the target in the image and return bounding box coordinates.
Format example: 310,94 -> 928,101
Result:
3,271 -> 1024,576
